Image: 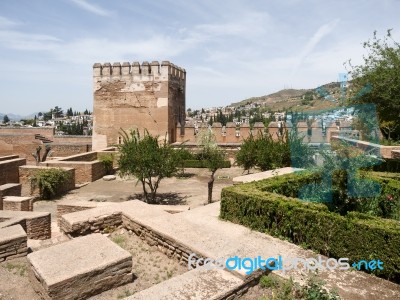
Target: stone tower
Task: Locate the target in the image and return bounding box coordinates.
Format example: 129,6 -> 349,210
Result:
92,61 -> 186,150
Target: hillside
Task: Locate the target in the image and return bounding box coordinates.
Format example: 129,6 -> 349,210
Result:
230,82 -> 344,112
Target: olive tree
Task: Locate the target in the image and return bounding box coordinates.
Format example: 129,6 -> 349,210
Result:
196,128 -> 226,203
118,129 -> 179,203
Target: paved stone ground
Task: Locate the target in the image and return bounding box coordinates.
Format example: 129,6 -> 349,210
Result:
17,167 -> 400,299
60,167 -> 253,208
106,200 -> 400,300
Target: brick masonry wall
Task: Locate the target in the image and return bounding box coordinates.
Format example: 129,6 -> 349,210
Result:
60,212 -> 122,237
26,215 -> 51,240
3,198 -> 31,211
19,166 -> 75,197
0,184 -> 22,198
0,235 -> 28,262
0,158 -> 26,185
57,204 -> 96,226
40,162 -> 104,184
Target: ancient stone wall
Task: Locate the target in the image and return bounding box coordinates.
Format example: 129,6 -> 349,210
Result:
3,196 -> 32,211
0,128 -> 92,163
92,61 -> 186,150
0,158 -> 26,185
0,225 -> 28,262
19,166 -> 75,197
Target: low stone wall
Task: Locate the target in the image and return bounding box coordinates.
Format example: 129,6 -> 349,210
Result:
0,183 -> 22,199
3,196 -> 33,211
0,155 -> 19,162
19,165 -> 75,197
57,201 -> 103,226
28,234 -> 133,300
40,161 -> 105,185
0,210 -> 51,240
331,136 -> 400,158
0,158 -> 26,185
122,214 -> 194,265
60,206 -> 122,237
0,225 -> 28,262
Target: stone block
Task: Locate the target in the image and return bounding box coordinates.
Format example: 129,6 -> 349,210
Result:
28,234 -> 133,300
0,225 -> 27,261
3,196 -> 33,211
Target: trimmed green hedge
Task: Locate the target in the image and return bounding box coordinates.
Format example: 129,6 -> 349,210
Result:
220,171 -> 400,282
183,160 -> 231,168
373,158 -> 400,173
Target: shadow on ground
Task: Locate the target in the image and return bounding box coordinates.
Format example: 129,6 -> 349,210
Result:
130,192 -> 188,205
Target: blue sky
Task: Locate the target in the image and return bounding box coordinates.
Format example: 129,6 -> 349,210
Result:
0,0 -> 399,115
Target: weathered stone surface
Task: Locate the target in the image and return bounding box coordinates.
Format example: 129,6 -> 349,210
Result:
125,268 -> 243,300
28,234 -> 133,300
232,167 -> 303,184
0,225 -> 27,261
92,61 -> 186,149
3,196 -> 33,211
103,175 -> 116,181
0,210 -> 51,239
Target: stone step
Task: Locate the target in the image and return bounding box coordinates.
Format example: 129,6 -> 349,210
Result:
124,267 -> 244,300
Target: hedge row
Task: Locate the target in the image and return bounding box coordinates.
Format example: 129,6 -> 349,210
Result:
220,172 -> 400,282
373,158 -> 400,173
182,160 -> 231,168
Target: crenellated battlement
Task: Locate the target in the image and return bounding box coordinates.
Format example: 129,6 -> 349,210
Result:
93,61 -> 186,80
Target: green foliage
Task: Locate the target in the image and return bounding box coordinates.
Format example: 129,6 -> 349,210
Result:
2,114 -> 10,124
99,154 -> 114,175
30,168 -> 71,199
118,129 -> 179,203
259,274 -> 340,300
346,29 -> 400,139
235,130 -> 314,172
236,134 -> 258,173
196,128 -> 227,203
2,262 -> 27,277
220,171 -> 400,282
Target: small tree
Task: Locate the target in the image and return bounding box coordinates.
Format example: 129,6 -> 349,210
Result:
3,115 -> 10,124
236,133 -> 257,174
118,129 -> 179,203
196,128 -> 226,203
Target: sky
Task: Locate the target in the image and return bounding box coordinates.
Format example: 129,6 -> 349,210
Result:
0,0 -> 399,116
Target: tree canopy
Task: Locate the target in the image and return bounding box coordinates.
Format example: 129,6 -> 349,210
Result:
118,129 -> 180,203
346,29 -> 400,139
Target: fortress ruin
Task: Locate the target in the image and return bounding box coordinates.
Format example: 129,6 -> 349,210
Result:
92,61 -> 186,150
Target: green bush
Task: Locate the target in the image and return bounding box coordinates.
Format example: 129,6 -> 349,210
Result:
235,131 -> 314,172
99,154 -> 114,175
220,171 -> 400,282
30,168 -> 71,200
182,159 -> 231,168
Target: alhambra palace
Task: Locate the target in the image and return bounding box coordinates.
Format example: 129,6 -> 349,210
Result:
1,61 -> 400,300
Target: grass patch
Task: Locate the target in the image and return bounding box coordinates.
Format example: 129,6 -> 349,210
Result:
2,262 -> 27,277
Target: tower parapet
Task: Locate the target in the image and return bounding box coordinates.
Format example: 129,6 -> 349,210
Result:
93,60 -> 185,81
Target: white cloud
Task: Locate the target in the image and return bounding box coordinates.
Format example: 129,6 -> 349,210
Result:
0,30 -> 61,51
0,16 -> 20,28
290,18 -> 340,78
69,0 -> 111,17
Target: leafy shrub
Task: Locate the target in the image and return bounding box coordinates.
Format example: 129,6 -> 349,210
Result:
30,168 -> 71,199
259,274 -> 340,300
220,171 -> 400,282
99,154 -> 114,175
235,131 -> 314,172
